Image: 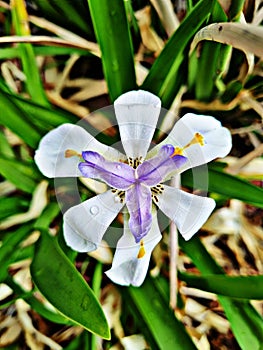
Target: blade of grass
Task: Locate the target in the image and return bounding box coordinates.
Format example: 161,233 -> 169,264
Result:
124,278 -> 198,350
142,0 -> 214,107
10,0 -> 48,105
33,0 -> 94,39
87,0 -> 137,101
0,89 -> 41,148
0,223 -> 33,282
0,158 -> 38,193
191,22 -> 263,58
182,165 -> 263,208
0,46 -> 93,60
192,0 -> 228,101
179,272 -> 263,299
179,236 -> 263,350
0,197 -> 29,220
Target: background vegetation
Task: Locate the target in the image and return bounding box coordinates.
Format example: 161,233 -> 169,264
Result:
0,0 -> 262,349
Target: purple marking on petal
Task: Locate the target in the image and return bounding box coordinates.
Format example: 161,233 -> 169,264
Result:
137,144 -> 187,186
125,183 -> 152,243
79,151 -> 135,190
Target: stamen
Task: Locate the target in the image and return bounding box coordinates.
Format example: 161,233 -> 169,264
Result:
194,132 -> 205,146
153,195 -> 158,203
170,132 -> 205,157
137,240 -> 146,259
151,184 -> 163,203
128,156 -> 143,169
184,132 -> 205,148
65,149 -> 82,158
111,189 -> 125,203
128,157 -> 133,166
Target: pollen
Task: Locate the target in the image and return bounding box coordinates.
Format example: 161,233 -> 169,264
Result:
137,240 -> 146,259
194,132 -> 205,146
65,149 -> 82,158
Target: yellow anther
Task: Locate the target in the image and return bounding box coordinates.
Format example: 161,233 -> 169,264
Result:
194,132 -> 205,146
65,149 -> 82,158
137,240 -> 146,259
185,132 -> 205,148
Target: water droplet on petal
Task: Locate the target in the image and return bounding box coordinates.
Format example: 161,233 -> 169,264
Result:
116,164 -> 122,170
90,205 -> 99,215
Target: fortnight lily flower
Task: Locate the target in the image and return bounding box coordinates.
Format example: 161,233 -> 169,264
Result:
35,90 -> 232,286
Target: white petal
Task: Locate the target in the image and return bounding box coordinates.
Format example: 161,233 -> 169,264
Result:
114,90 -> 161,160
156,185 -> 215,240
147,113 -> 232,172
105,209 -> 161,286
35,123 -> 125,178
63,190 -> 124,252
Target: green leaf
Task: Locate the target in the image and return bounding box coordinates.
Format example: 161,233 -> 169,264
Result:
179,236 -> 263,350
142,0 -> 214,107
125,278 -> 197,349
0,130 -> 15,158
0,87 -> 115,147
0,223 -> 33,282
192,0 -> 228,101
11,0 -> 48,106
0,197 -> 29,220
88,0 -> 137,101
0,90 -> 41,148
33,0 -> 94,39
182,165 -> 263,208
179,272 -> 263,299
25,294 -> 71,325
0,87 -> 77,129
0,158 -> 38,193
33,202 -> 60,230
31,230 -> 110,339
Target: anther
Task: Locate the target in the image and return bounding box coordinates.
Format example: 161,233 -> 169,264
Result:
112,189 -> 125,203
65,149 -> 82,158
137,240 -> 146,259
194,132 -> 205,146
153,195 -> 158,203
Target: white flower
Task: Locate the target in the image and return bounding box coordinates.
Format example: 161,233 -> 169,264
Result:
35,90 -> 232,286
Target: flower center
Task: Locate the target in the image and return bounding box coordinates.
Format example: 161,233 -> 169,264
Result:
128,156 -> 143,169
65,133 -> 205,261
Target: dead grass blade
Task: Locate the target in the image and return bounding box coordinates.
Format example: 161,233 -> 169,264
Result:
191,22 -> 263,58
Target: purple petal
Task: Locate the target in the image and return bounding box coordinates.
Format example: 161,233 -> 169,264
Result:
137,145 -> 187,186
125,183 -> 152,243
79,151 -> 135,190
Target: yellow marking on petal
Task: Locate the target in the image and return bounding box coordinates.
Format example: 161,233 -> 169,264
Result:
170,146 -> 184,157
137,240 -> 146,259
65,149 -> 82,158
